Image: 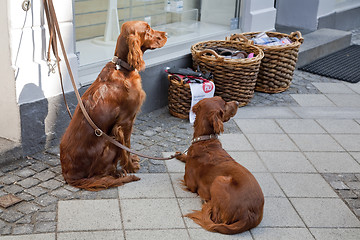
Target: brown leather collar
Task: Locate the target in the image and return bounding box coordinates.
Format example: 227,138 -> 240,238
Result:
111,56 -> 135,71
191,134 -> 218,144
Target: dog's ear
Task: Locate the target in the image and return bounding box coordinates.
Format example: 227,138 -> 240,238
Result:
127,33 -> 145,71
209,109 -> 224,134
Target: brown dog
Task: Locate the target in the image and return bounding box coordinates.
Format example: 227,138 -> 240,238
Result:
176,96 -> 264,234
60,21 -> 167,191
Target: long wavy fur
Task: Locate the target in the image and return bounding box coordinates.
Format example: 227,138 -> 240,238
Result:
127,33 -> 145,71
65,175 -> 140,191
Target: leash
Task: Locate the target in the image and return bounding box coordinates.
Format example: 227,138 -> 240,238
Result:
43,0 -> 182,161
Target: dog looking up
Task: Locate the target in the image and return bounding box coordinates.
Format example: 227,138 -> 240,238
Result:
60,21 -> 167,191
176,96 -> 264,234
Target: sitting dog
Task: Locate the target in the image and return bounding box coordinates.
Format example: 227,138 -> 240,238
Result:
60,21 -> 167,191
176,96 -> 264,234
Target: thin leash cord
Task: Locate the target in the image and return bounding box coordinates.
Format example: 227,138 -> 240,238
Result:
43,0 -> 182,160
43,0 -> 72,119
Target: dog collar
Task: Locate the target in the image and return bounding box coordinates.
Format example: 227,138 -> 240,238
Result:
111,56 -> 135,71
191,134 -> 218,144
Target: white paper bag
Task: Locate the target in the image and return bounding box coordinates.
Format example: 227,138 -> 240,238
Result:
189,81 -> 215,123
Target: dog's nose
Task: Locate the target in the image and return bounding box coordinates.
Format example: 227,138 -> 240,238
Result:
165,32 -> 168,38
235,101 -> 239,106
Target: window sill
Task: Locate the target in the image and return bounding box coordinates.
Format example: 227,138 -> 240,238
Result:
77,22 -> 241,86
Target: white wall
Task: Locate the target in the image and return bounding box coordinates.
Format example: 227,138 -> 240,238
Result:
241,0 -> 276,32
9,0 -> 78,105
0,0 -> 21,142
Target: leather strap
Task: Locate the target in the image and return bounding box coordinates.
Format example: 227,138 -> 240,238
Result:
191,134 -> 218,144
43,0 -> 181,161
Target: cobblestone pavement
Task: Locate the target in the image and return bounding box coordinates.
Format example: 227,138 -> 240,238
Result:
0,31 -> 359,236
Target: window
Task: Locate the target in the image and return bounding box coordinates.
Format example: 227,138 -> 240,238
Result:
74,0 -> 241,84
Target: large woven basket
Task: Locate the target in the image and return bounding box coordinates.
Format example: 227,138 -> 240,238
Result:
167,74 -> 194,119
191,40 -> 264,106
227,31 -> 304,93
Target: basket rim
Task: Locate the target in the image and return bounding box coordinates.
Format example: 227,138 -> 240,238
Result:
191,40 -> 264,65
229,31 -> 304,50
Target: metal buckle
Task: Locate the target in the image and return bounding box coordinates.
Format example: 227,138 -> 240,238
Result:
94,129 -> 103,137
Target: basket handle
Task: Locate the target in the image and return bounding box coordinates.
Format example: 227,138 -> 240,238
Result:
196,49 -> 223,60
226,33 -> 253,45
289,31 -> 304,44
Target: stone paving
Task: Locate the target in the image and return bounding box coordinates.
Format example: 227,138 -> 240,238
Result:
0,69 -> 359,239
0,31 -> 360,239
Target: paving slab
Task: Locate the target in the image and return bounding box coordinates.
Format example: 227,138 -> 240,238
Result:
312,82 -> 355,94
246,134 -> 299,151
350,152 -> 360,164
118,173 -> 175,199
310,228 -> 360,240
258,151 -> 316,173
235,107 -> 298,119
219,134 -> 253,151
188,228 -> 252,240
251,227 -> 314,240
163,152 -> 185,173
332,134 -> 360,151
258,197 -> 305,228
57,231 -> 123,240
346,82 -> 360,94
276,119 -> 326,134
120,198 -> 185,230
228,151 -> 268,172
234,119 -> 283,134
291,106 -> 360,119
325,94 -> 360,107
290,94 -> 335,107
305,152 -> 360,173
274,173 -> 338,198
169,173 -> 197,198
125,229 -> 189,240
290,198 -> 360,228
57,199 -> 122,232
177,198 -> 203,229
253,173 -> 285,198
289,134 -> 344,151
316,119 -> 360,134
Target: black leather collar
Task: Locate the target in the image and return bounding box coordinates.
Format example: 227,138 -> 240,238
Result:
111,56 -> 135,71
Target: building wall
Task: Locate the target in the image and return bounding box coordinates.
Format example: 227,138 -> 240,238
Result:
0,0 -> 21,142
276,0 -> 360,31
2,0 -> 78,155
9,0 -> 78,105
240,0 -> 276,32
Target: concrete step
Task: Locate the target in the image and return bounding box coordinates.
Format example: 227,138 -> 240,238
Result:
296,28 -> 352,68
0,138 -> 23,165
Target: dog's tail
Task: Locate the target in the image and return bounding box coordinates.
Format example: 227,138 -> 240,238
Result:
186,202 -> 262,235
65,175 -> 140,191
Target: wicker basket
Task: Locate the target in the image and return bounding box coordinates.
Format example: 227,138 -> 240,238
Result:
168,74 -> 214,119
191,40 -> 264,106
227,31 -> 304,93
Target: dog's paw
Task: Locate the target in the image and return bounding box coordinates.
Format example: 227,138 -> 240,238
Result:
175,152 -> 186,162
126,155 -> 140,173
